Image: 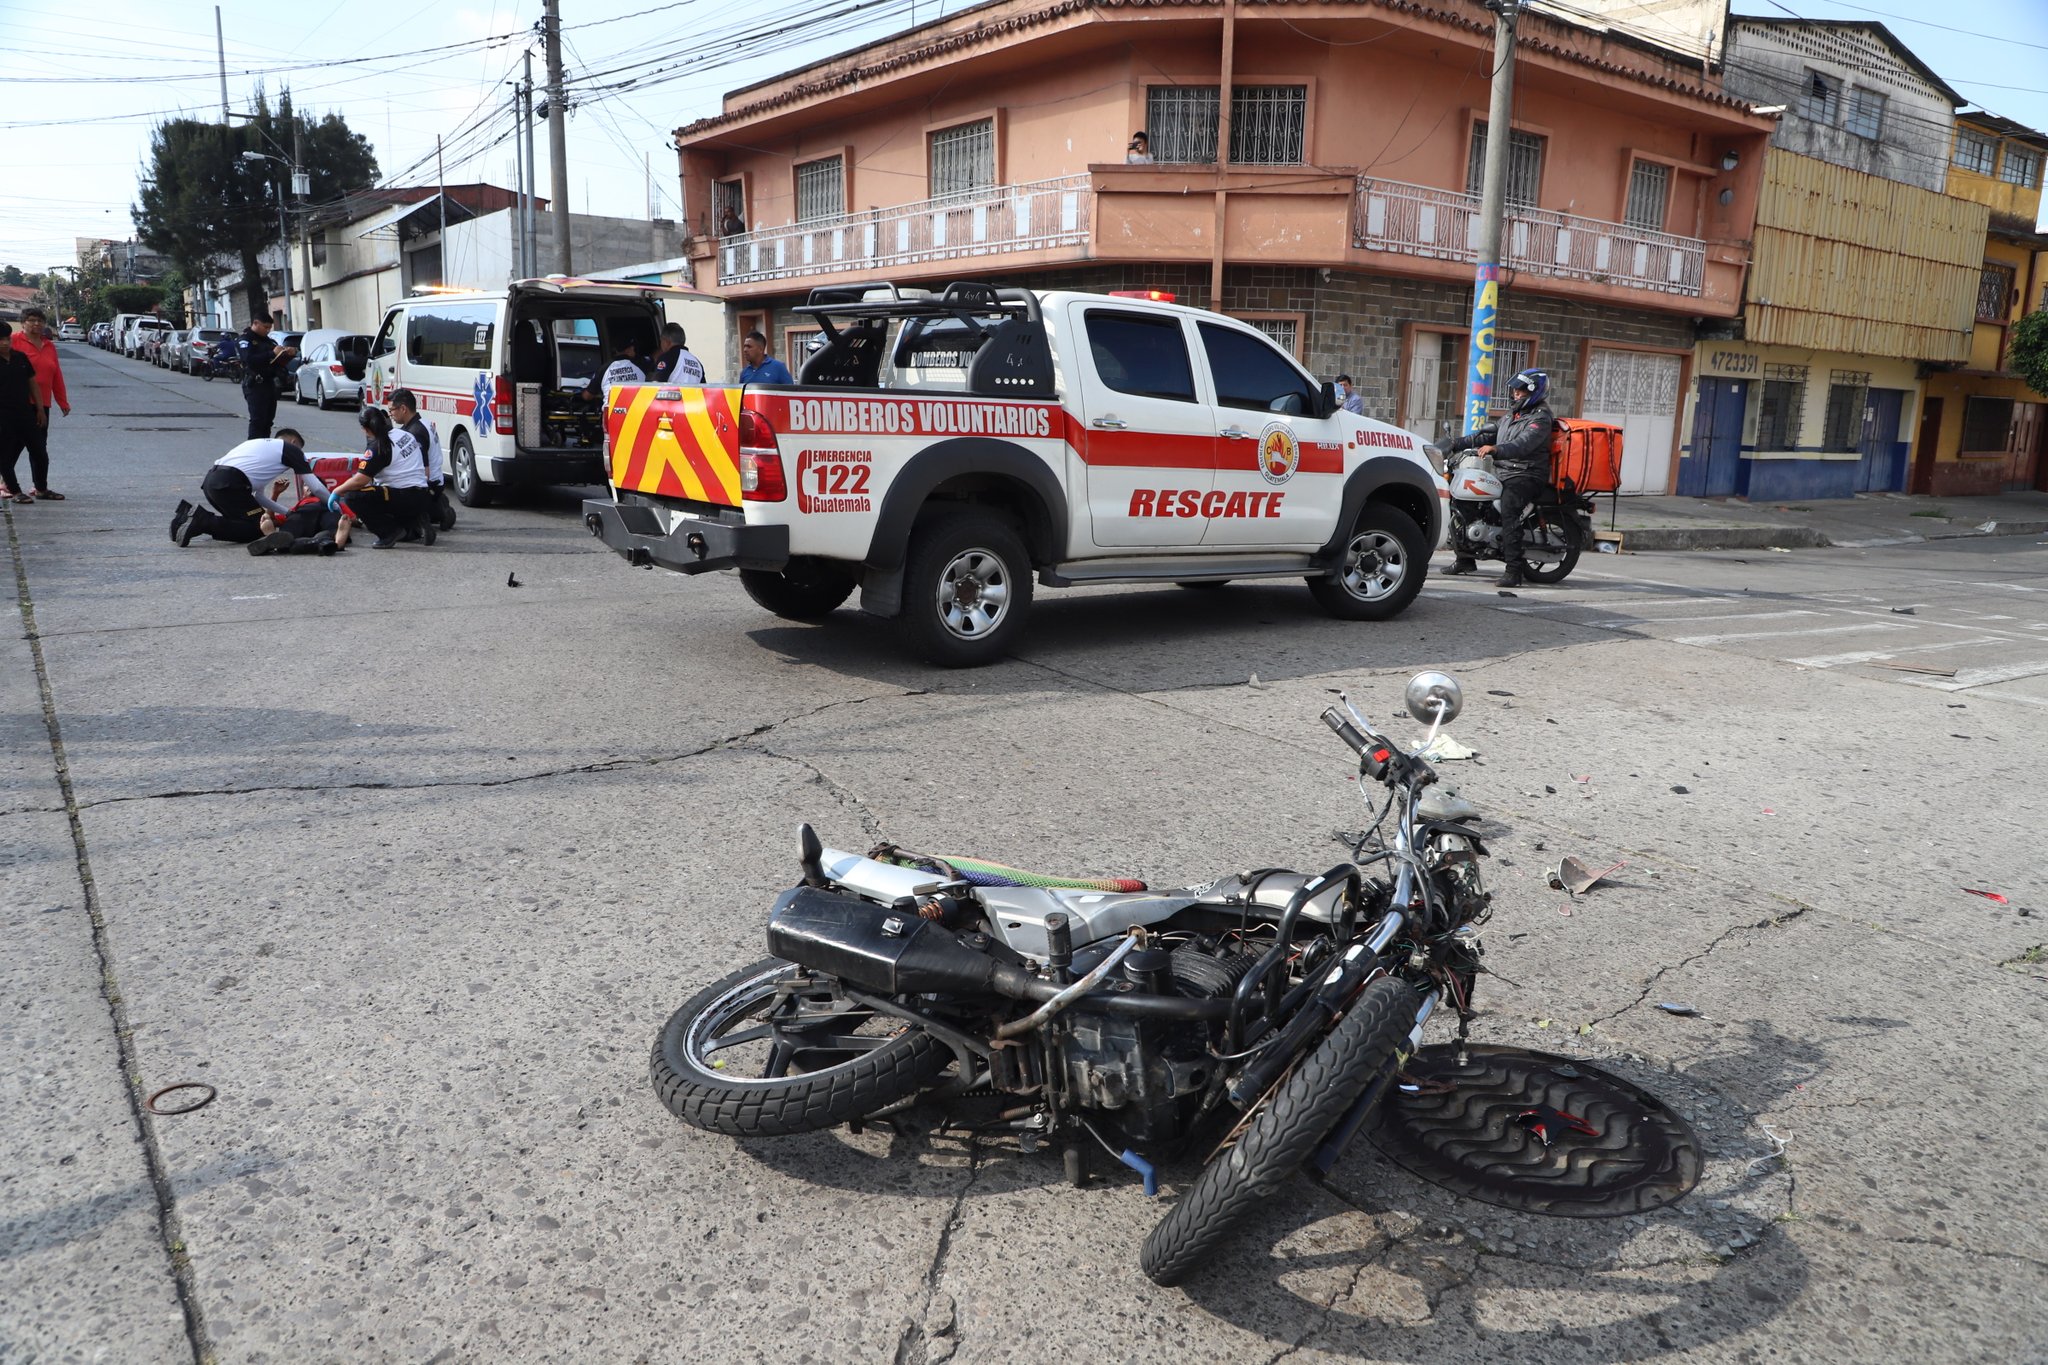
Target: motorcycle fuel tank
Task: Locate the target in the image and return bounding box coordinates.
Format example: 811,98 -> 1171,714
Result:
1451,465 -> 1502,501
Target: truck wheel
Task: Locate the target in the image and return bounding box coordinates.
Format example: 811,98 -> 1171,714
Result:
451,431 -> 494,508
898,509 -> 1033,668
1308,502 -> 1428,621
740,564 -> 858,621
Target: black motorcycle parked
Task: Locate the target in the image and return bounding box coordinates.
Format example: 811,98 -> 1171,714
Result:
650,673 -> 1497,1284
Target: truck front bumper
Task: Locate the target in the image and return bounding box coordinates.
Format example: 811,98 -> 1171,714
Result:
582,498 -> 789,575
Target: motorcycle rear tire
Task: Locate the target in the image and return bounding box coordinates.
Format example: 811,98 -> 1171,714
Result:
651,958 -> 950,1138
1520,511 -> 1584,585
1140,975 -> 1419,1287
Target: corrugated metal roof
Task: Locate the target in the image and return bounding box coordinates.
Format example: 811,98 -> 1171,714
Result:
678,0 -> 1761,141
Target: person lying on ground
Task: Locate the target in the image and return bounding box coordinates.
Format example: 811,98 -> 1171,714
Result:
171,429 -> 325,546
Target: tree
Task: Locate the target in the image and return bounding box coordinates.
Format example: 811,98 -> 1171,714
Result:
132,89 -> 378,314
103,284 -> 164,315
2012,309 -> 2048,399
1,265 -> 22,286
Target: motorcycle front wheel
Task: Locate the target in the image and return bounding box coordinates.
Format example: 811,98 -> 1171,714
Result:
651,958 -> 951,1137
1141,976 -> 1420,1287
1520,511 -> 1584,584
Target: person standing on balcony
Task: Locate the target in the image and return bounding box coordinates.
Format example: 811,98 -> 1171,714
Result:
737,330 -> 793,385
1126,131 -> 1154,164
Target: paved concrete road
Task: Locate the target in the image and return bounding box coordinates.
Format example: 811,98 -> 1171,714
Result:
6,345 -> 2043,1364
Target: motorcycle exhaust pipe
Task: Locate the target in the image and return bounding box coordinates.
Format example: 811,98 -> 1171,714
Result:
765,886 -> 1231,1021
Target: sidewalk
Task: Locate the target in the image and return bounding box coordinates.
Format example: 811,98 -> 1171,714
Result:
1590,488 -> 2048,552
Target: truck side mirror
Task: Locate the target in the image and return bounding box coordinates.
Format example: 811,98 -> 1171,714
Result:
1317,381 -> 1340,420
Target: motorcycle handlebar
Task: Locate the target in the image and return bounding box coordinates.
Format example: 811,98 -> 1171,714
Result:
1320,707 -> 1373,756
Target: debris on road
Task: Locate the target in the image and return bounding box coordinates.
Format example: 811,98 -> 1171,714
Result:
1890,606 -> 1917,615
1962,888 -> 2009,904
506,572 -> 522,588
144,1082 -> 217,1115
1247,672 -> 1269,689
1420,733 -> 1479,760
1874,660 -> 1956,676
1747,1122 -> 1791,1174
1656,1002 -> 1700,1017
1549,856 -> 1625,896
1670,785 -> 1690,794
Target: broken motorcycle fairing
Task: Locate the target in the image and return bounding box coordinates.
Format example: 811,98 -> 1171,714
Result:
649,675 -> 1498,1286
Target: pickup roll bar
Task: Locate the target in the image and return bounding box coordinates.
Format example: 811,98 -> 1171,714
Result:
792,281 -> 1054,400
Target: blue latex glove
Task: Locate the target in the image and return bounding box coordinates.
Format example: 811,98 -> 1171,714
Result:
326,492 -> 345,512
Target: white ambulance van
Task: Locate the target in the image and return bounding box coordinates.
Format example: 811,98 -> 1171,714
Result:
364,277 -> 726,506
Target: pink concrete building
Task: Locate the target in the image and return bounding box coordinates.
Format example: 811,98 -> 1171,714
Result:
675,0 -> 1774,490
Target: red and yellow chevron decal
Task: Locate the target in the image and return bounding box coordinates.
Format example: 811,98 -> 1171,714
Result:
606,386 -> 743,507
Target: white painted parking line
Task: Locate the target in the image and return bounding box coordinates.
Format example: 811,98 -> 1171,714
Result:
1898,659 -> 2048,691
1671,622 -> 1914,646
1788,637 -> 2008,668
1589,609 -> 1822,629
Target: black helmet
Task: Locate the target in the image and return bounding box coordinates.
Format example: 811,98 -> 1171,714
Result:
1508,368 -> 1548,412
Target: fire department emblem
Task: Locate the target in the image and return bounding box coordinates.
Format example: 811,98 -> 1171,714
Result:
1258,424 -> 1300,485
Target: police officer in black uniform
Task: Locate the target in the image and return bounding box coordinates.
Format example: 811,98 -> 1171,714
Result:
1443,368 -> 1556,588
238,311 -> 297,440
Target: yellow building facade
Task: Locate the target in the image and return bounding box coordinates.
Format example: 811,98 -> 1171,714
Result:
1917,112 -> 2048,495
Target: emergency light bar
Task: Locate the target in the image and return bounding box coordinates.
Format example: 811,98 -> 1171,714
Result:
1108,289 -> 1176,302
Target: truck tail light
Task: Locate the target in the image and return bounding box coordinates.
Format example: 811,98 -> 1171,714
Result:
738,407 -> 785,502
494,375 -> 515,436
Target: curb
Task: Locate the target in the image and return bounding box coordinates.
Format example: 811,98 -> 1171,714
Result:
1614,518 -> 2048,553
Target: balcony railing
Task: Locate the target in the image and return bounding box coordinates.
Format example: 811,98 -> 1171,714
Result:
719,174 -> 1092,286
1353,177 -> 1705,298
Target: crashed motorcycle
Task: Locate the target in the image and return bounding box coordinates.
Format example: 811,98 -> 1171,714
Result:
1445,448 -> 1596,584
650,673 -> 1496,1285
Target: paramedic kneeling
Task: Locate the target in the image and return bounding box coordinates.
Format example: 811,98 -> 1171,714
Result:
326,407 -> 431,549
171,428 -> 323,546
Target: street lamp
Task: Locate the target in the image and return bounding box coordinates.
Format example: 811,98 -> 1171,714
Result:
241,150 -> 308,325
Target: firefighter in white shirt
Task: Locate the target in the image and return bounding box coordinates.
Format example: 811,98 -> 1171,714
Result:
586,338 -> 648,401
387,388 -> 455,535
171,429 -> 326,547
325,407 -> 431,550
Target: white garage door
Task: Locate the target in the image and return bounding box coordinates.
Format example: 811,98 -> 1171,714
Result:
1582,348 -> 1682,494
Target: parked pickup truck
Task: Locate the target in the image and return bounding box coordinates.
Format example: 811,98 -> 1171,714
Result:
584,282 -> 1446,666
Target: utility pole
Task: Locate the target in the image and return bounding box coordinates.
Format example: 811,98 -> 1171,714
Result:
1463,0 -> 1520,436
437,134 -> 449,286
543,0 -> 573,275
294,114 -> 312,327
523,51 -> 540,278
215,7 -> 229,123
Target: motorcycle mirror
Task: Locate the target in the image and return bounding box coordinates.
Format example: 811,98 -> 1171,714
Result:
1404,671 -> 1463,726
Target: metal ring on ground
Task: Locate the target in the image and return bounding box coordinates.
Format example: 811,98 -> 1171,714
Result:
144,1082 -> 217,1116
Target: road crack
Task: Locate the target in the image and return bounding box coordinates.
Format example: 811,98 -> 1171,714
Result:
7,504 -> 210,1364
894,1138 -> 980,1365
1589,902 -> 1817,1027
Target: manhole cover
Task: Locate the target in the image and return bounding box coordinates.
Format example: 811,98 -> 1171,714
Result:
1369,1044 -> 1701,1217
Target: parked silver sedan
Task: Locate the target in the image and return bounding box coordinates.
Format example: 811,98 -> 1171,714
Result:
292,334 -> 372,409
176,328 -> 234,374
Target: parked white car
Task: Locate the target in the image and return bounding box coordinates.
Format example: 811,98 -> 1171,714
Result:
292,331 -> 372,409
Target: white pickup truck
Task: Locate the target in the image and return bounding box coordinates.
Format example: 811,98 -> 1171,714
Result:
584,282 -> 1446,666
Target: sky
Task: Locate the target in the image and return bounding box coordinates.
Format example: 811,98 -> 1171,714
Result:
1,0 -> 2044,275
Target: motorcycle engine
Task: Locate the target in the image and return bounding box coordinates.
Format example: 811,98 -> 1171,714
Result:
1058,942 -> 1253,1145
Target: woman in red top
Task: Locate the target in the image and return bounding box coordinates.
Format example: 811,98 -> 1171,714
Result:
9,307 -> 69,499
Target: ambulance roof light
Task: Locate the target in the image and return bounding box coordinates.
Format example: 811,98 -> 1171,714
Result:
1108,289 -> 1176,302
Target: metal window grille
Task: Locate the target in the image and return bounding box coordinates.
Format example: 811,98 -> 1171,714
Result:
1239,317 -> 1299,355
1797,70 -> 1840,125
1229,86 -> 1307,165
930,120 -> 994,200
1845,88 -> 1885,141
1999,145 -> 2043,189
1978,263 -> 2015,322
795,156 -> 844,224
714,180 -> 745,232
1954,130 -> 1997,175
1961,396 -> 2013,452
1466,123 -> 1545,208
1623,161 -> 1670,232
1484,338 -> 1533,417
1758,366 -> 1808,450
1147,87 -> 1220,164
1822,381 -> 1867,452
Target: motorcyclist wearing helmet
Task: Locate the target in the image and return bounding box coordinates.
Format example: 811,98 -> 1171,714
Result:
1443,368 -> 1556,588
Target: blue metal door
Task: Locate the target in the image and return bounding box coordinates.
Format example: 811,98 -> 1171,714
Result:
1855,389 -> 1905,492
1680,377 -> 1745,497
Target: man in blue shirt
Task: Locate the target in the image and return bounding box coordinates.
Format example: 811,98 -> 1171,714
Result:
737,330 -> 793,385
